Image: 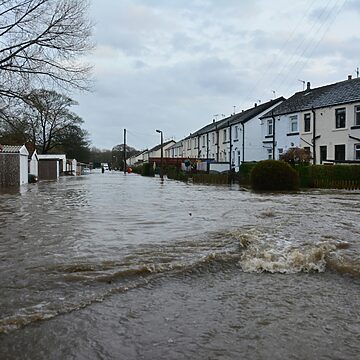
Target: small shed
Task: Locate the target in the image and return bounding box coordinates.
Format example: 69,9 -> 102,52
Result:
37,154 -> 66,175
28,149 -> 39,177
0,144 -> 29,186
66,159 -> 77,176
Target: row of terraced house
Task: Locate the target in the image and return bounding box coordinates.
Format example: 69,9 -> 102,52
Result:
158,76 -> 360,170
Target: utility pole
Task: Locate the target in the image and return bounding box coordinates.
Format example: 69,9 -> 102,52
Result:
123,129 -> 127,174
156,129 -> 163,179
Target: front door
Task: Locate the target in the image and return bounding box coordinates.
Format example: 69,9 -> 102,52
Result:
320,146 -> 327,164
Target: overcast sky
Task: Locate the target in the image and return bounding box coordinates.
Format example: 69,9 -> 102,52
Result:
75,0 -> 359,150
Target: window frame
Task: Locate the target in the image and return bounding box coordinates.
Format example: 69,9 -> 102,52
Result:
334,144 -> 346,161
289,115 -> 298,133
355,143 -> 360,160
234,125 -> 239,140
267,119 -> 273,136
335,108 -> 346,129
355,106 -> 360,126
304,113 -> 311,132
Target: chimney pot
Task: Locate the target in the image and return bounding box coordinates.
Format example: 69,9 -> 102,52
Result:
254,103 -> 257,107
348,75 -> 352,80
306,82 -> 311,90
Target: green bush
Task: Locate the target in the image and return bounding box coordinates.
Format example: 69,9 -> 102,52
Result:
165,165 -> 188,181
250,160 -> 299,191
141,163 -> 154,177
238,162 -> 257,185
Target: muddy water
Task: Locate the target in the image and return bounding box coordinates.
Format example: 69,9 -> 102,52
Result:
0,171 -> 359,359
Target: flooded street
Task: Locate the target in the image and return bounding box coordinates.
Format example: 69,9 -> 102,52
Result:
0,171 -> 360,359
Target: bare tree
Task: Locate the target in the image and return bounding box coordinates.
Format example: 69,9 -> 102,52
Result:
22,89 -> 83,153
0,0 -> 93,100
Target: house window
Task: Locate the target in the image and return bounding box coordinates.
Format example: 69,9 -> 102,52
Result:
234,126 -> 239,140
304,113 -> 311,132
187,139 -> 191,150
355,106 -> 360,126
334,144 -> 345,161
212,133 -> 215,144
202,135 -> 205,147
355,144 -> 360,160
278,148 -> 283,154
223,129 -> 227,142
237,150 -> 241,165
335,108 -> 346,128
267,119 -> 273,136
290,115 -> 298,132
267,148 -> 272,159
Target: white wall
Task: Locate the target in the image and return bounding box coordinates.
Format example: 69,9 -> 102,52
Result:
261,114 -> 300,160
29,156 -> 38,176
301,103 -> 360,163
19,154 -> 28,185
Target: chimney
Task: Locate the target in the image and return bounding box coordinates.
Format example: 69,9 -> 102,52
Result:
254,103 -> 257,107
213,119 -> 215,123
306,82 -> 311,90
348,75 -> 352,80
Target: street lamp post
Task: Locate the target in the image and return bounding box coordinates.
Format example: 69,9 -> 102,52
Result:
156,129 -> 163,179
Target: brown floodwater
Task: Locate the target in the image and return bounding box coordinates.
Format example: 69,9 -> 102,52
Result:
0,171 -> 359,359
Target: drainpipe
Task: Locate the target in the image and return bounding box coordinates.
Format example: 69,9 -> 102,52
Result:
311,107 -> 316,165
228,121 -> 232,170
206,133 -> 209,159
197,134 -> 201,159
272,112 -> 276,160
241,122 -> 245,163
216,125 -> 219,162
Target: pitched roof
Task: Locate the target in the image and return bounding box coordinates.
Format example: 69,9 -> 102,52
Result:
0,145 -> 25,153
188,97 -> 285,137
262,77 -> 360,118
149,140 -> 176,152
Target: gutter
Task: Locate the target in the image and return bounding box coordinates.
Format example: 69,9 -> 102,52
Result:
228,120 -> 232,170
311,107 -> 316,165
271,111 -> 276,160
241,122 -> 245,163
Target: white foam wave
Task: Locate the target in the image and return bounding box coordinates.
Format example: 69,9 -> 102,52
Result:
232,228 -> 338,274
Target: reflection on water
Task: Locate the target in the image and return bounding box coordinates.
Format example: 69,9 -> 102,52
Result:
0,172 -> 360,359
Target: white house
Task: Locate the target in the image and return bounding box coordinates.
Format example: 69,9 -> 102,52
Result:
228,98 -> 285,170
167,140 -> 184,158
261,77 -> 360,164
0,144 -> 29,186
127,149 -> 148,167
176,99 -> 285,170
147,140 -> 176,158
